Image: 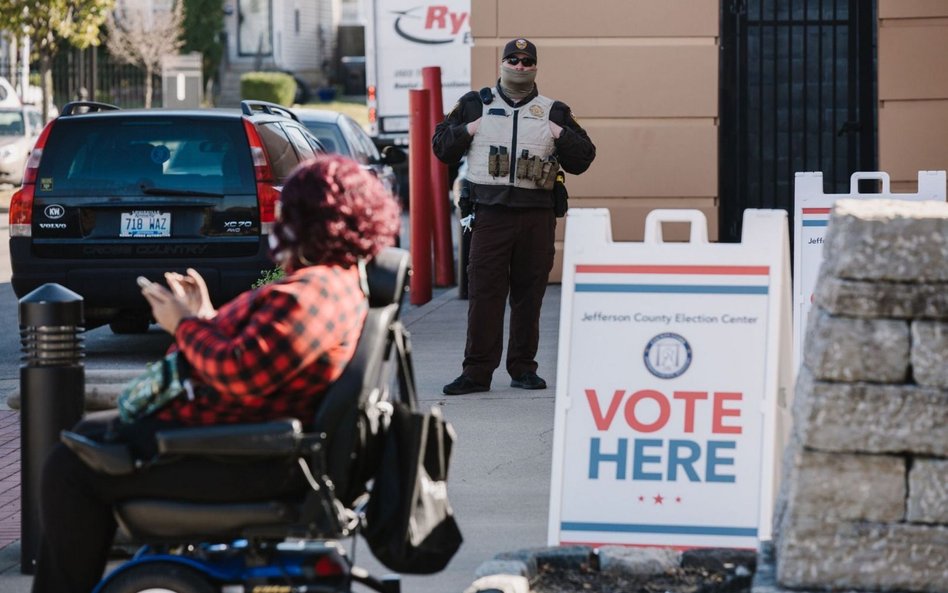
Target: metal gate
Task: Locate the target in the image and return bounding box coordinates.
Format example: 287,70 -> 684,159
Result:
719,0 -> 877,243
52,46 -> 162,110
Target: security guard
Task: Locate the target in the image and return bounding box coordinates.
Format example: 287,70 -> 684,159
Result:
433,38 -> 596,395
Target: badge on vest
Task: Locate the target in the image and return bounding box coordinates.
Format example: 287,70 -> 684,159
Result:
529,105 -> 544,117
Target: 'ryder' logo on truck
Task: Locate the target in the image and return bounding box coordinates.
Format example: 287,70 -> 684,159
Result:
392,5 -> 469,44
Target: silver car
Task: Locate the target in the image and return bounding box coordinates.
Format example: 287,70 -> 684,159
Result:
295,108 -> 405,198
0,104 -> 42,186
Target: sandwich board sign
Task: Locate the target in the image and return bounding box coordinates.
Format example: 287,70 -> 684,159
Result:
792,170 -> 947,370
547,208 -> 792,550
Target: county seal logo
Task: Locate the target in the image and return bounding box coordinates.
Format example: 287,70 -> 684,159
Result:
643,333 -> 692,379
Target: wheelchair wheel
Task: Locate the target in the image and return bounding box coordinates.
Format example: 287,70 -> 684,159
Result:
100,562 -> 215,593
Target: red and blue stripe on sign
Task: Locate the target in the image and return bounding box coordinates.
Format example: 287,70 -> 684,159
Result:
800,207 -> 831,227
574,264 -> 770,295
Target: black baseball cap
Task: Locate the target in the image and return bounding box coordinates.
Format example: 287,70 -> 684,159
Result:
503,38 -> 538,62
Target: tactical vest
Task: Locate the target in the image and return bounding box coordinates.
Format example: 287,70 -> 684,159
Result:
466,90 -> 558,191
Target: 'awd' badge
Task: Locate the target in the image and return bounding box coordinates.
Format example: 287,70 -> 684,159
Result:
529,105 -> 544,117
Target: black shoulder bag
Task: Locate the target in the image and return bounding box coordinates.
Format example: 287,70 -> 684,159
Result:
363,321 -> 463,574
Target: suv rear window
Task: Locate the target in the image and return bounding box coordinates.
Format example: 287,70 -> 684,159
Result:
37,116 -> 255,196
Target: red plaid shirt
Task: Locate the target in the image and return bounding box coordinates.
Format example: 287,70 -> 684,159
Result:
155,265 -> 367,426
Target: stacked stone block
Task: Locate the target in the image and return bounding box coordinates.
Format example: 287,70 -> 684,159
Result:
775,199 -> 948,593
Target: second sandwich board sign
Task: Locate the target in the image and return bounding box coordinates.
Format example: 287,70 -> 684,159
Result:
792,170 -> 946,369
548,208 -> 792,550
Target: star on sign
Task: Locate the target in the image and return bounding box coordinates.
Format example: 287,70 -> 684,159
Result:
653,494 -> 664,504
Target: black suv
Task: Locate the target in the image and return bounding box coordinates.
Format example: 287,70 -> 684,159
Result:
9,100 -> 326,332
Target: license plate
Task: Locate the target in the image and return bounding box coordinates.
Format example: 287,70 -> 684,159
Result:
121,210 -> 171,238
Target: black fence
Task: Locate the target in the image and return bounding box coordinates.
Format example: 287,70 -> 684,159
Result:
0,45 -> 161,110
719,0 -> 877,243
52,45 -> 162,109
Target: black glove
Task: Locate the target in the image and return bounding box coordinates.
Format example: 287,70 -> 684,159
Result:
553,172 -> 568,218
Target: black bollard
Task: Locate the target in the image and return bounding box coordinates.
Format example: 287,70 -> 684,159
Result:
19,284 -> 84,575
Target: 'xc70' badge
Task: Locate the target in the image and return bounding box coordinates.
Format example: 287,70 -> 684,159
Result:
224,220 -> 252,233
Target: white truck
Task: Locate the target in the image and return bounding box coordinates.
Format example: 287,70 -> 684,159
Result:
364,0 -> 472,148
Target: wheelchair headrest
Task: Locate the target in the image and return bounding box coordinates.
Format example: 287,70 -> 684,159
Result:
365,247 -> 409,309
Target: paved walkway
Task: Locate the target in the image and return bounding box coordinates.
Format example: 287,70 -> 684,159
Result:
0,411 -> 19,551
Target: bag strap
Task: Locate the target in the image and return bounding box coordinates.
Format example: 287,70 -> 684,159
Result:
392,320 -> 418,411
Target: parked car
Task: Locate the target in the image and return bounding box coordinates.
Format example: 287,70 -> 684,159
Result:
0,76 -> 18,108
9,100 -> 327,333
0,104 -> 42,186
295,108 -> 405,199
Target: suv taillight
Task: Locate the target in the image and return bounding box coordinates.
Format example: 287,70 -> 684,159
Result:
9,186 -> 34,237
10,120 -> 55,237
367,85 -> 377,125
367,86 -> 378,136
242,118 -> 278,234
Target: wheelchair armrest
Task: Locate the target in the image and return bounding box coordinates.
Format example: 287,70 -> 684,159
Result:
61,430 -> 137,475
156,419 -> 306,456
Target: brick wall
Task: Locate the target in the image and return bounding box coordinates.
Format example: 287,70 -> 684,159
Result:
774,198 -> 948,592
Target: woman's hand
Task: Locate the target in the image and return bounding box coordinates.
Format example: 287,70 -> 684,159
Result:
141,282 -> 192,335
164,268 -> 215,319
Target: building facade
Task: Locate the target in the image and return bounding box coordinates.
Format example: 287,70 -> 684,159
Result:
470,0 -> 948,279
218,0 -> 341,104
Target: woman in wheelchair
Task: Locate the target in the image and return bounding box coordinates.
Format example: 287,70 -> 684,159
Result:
32,155 -> 401,593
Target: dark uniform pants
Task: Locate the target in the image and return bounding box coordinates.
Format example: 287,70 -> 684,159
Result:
463,205 -> 556,385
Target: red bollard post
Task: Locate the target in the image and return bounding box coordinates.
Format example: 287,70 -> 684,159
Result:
422,66 -> 456,287
408,89 -> 433,305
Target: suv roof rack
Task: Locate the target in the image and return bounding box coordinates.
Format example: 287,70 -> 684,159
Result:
61,101 -> 121,116
240,100 -> 300,122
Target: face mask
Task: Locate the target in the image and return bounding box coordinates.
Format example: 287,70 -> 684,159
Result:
500,63 -> 537,99
268,232 -> 286,263
268,225 -> 296,263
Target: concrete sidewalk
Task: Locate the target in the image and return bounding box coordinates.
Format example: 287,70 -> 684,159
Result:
0,284 -> 564,593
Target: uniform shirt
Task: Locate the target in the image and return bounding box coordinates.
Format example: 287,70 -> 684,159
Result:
155,265 -> 367,426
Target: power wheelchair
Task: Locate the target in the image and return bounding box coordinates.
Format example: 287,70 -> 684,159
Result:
63,248 -> 412,593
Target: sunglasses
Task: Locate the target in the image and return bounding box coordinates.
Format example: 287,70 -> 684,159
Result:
504,56 -> 536,67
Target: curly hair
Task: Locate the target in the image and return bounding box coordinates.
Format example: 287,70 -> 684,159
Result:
273,154 -> 401,269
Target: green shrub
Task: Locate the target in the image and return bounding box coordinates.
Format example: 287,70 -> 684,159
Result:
241,72 -> 297,106
253,266 -> 285,288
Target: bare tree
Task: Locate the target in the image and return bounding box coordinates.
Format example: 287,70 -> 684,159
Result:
106,0 -> 183,108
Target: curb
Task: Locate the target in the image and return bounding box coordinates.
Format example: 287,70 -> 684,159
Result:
467,546 -> 591,593
467,546 -> 759,593
6,369 -> 141,411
